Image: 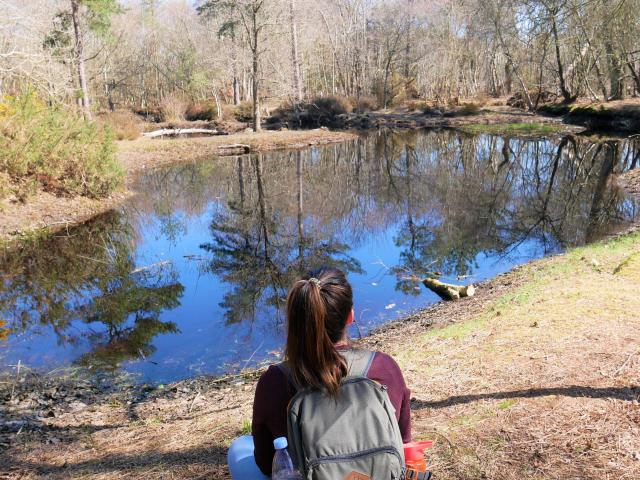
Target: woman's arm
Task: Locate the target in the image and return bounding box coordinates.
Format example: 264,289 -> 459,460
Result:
251,365 -> 291,475
367,352 -> 412,442
398,381 -> 412,443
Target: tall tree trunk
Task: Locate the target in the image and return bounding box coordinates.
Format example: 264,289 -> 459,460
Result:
627,60 -> 640,93
605,41 -> 625,100
252,51 -> 261,131
251,11 -> 261,132
71,0 -> 92,120
289,0 -> 303,101
232,32 -> 241,106
551,13 -> 574,103
504,61 -> 513,95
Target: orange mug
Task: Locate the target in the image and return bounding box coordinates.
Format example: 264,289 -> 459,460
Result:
403,441 -> 433,479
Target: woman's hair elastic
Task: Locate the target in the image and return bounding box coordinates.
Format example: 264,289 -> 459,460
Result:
308,277 -> 321,286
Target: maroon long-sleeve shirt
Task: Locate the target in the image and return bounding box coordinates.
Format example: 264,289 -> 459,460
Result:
251,349 -> 412,475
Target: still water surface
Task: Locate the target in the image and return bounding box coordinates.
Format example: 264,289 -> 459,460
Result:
1,130 -> 638,383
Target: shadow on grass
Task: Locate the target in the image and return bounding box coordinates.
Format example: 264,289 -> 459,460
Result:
411,385 -> 640,410
1,444 -> 229,479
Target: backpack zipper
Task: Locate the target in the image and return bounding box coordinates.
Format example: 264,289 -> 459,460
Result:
307,445 -> 403,470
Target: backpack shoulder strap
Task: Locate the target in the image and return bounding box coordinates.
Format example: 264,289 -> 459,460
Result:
342,349 -> 375,378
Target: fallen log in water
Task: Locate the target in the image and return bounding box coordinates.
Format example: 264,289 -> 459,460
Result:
143,128 -> 219,138
216,143 -> 251,155
422,277 -> 475,301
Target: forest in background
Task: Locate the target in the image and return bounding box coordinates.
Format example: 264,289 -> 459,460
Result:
2,0 -> 640,127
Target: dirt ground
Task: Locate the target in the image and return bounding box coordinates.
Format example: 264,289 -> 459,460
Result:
116,128 -> 356,174
2,228 -> 639,479
0,129 -> 355,244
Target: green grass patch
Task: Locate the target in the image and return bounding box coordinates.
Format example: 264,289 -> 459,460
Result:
497,399 -> 517,410
241,419 -> 252,435
460,123 -> 566,136
423,316 -> 488,341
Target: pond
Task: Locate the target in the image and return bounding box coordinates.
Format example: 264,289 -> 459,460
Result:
1,129 -> 638,384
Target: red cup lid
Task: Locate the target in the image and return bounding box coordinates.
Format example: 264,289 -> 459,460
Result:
403,441 -> 434,462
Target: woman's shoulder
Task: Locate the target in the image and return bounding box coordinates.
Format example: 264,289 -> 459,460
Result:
366,350 -> 405,379
257,362 -> 288,386
370,349 -> 401,366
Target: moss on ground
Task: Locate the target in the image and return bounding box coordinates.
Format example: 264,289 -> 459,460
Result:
459,122 -> 567,136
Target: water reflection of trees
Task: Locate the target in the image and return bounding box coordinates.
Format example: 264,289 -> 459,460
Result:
193,131 -> 637,302
200,154 -> 363,326
0,212 -> 184,370
386,132 -> 637,290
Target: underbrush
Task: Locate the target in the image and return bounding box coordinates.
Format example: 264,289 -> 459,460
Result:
99,110 -> 142,140
540,101 -> 640,118
185,100 -> 220,121
160,95 -> 188,122
0,91 -> 122,201
353,95 -> 379,113
268,95 -> 353,128
443,102 -> 483,116
538,100 -> 640,131
232,101 -> 254,122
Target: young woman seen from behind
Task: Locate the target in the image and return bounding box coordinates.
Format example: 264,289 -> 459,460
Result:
227,267 -> 412,478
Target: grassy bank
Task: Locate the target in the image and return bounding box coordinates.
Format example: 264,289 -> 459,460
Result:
539,99 -> 640,132
2,229 -> 639,479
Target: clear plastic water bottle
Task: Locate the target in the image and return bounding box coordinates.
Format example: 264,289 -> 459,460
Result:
271,436 -> 300,479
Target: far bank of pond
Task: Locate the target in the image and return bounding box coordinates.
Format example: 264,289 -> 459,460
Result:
1,128 -> 638,385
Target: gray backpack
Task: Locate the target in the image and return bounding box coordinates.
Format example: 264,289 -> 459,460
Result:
278,350 -> 405,480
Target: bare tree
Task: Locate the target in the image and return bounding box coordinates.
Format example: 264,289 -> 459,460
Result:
289,0 -> 303,101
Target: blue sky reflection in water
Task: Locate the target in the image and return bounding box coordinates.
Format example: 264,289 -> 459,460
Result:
1,130 -> 638,383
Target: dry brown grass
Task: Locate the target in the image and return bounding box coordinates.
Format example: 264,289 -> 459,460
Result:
160,95 -> 188,123
2,230 -> 639,479
99,111 -> 143,141
367,232 -> 640,479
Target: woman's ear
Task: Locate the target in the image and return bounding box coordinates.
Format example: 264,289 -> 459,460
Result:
346,309 -> 354,326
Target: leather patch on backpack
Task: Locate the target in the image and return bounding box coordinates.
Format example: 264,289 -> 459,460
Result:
344,472 -> 370,480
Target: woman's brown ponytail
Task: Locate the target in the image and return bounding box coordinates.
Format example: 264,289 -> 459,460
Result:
284,268 -> 353,396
